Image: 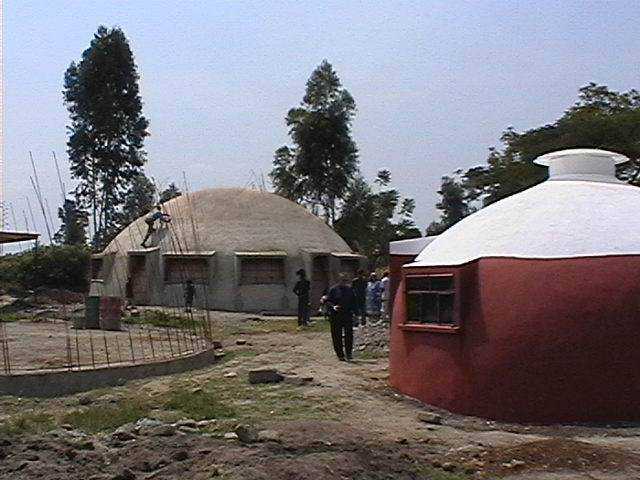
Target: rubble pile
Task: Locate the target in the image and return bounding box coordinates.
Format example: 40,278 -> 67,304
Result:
354,322 -> 390,356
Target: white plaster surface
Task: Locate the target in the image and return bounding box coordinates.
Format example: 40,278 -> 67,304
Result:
412,150 -> 640,267
390,236 -> 437,256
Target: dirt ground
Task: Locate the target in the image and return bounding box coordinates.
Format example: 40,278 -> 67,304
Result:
1,311 -> 639,479
1,320 -> 203,372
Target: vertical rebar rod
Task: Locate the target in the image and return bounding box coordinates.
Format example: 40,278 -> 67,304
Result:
88,329 -> 96,369
175,327 -> 182,355
102,333 -> 110,366
115,336 -> 122,363
64,316 -> 72,371
128,328 -> 135,363
148,329 -> 156,360
137,327 -> 146,360
75,327 -> 81,369
1,323 -> 8,374
166,326 -> 174,357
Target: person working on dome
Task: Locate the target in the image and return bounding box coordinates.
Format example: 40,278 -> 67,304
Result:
141,205 -> 171,248
325,272 -> 356,361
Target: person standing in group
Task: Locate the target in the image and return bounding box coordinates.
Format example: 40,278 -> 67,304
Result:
184,279 -> 195,314
366,272 -> 382,320
326,272 -> 356,361
380,270 -> 390,320
352,269 -> 367,327
293,268 -> 311,327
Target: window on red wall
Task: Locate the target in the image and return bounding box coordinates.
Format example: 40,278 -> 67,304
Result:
405,274 -> 455,325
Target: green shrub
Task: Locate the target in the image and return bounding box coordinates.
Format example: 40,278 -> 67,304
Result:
0,245 -> 90,293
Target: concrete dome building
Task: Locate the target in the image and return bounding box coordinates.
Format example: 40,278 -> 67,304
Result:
92,188 -> 363,314
390,149 -> 640,423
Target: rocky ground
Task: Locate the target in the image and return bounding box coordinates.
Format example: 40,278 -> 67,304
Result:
1,313 -> 639,479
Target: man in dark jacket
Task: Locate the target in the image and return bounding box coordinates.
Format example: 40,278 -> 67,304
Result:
293,269 -> 311,327
326,273 -> 356,361
352,269 -> 367,327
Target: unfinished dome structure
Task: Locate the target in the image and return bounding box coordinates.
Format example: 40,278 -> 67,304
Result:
92,188 -> 363,314
390,149 -> 640,423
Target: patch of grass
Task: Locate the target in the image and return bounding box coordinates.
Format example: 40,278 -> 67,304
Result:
356,350 -> 388,360
164,388 -> 236,420
62,399 -> 151,433
413,466 -> 471,480
0,412 -> 55,436
225,317 -> 331,336
202,377 -> 342,424
0,312 -> 22,323
126,309 -> 197,329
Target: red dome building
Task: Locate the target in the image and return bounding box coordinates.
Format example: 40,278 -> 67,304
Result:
389,149 -> 640,423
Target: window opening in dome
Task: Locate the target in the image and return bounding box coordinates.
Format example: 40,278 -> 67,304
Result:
405,274 -> 456,326
240,257 -> 286,285
164,257 -> 210,285
340,258 -> 359,279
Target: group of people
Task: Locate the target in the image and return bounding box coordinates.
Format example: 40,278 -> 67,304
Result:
293,268 -> 390,362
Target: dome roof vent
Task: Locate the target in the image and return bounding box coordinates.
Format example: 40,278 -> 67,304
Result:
534,148 -> 628,183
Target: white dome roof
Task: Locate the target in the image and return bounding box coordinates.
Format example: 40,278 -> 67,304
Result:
412,149 -> 640,267
103,187 -> 352,255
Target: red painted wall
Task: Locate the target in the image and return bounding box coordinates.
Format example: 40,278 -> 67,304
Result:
389,256 -> 640,423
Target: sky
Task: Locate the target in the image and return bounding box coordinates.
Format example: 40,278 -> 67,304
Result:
3,0 -> 640,247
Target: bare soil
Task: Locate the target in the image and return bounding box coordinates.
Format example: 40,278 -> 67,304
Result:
2,320 -> 200,372
0,311 -> 639,479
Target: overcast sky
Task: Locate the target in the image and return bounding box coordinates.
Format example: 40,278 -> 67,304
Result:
3,0 -> 640,246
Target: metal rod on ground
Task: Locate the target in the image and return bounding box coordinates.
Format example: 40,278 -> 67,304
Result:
29,152 -> 53,243
115,336 -> 122,363
148,329 -> 156,360
166,326 -> 174,357
88,329 -> 96,368
64,316 -> 72,371
75,327 -> 80,369
137,326 -> 146,360
52,151 -> 66,202
26,197 -> 37,235
175,326 -> 182,355
2,323 -> 11,375
1,323 -> 8,374
102,332 -> 110,366
128,327 -> 135,363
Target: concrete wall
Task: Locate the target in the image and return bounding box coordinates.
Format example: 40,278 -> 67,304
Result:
97,249 -> 366,315
0,349 -> 222,398
389,255 -> 640,423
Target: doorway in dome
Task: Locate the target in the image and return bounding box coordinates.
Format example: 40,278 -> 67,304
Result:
311,255 -> 330,309
127,253 -> 149,305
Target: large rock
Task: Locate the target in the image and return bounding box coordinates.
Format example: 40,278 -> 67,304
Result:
417,412 -> 443,425
235,425 -> 258,443
248,369 -> 284,384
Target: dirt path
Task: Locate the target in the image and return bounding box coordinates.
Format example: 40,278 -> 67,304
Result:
1,313 -> 639,479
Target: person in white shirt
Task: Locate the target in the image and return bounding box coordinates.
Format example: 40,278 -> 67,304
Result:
380,271 -> 390,319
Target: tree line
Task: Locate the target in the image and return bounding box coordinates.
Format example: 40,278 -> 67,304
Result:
269,60 -> 421,268
58,26 -> 181,249
57,28 -> 422,267
427,83 -> 640,234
